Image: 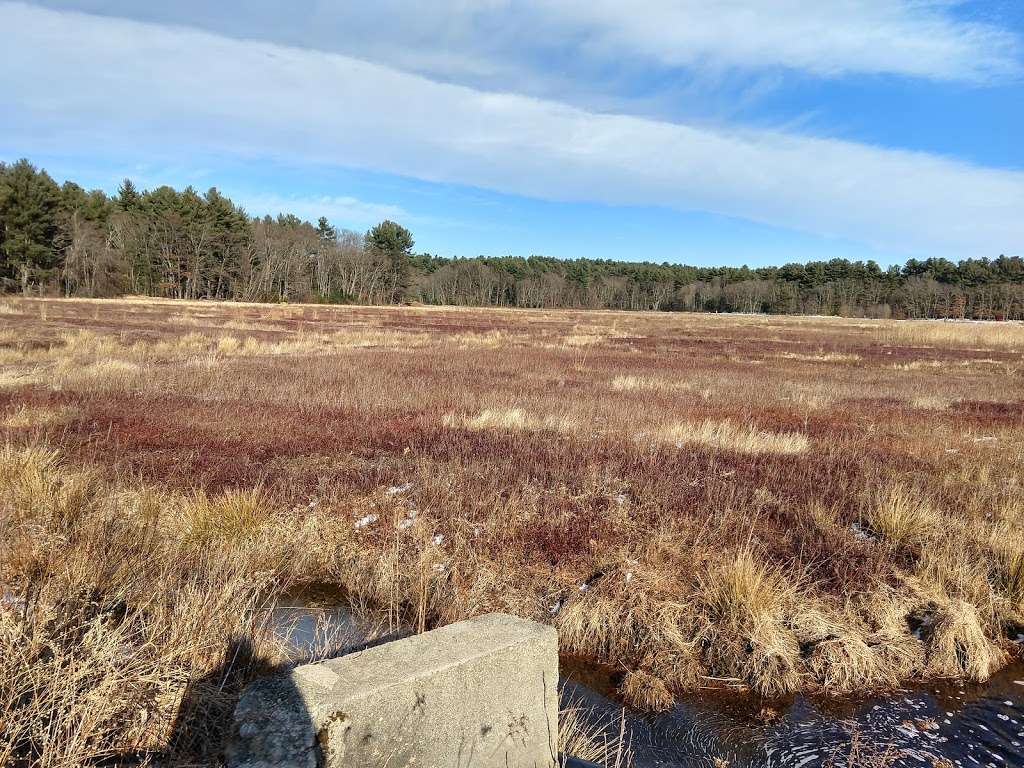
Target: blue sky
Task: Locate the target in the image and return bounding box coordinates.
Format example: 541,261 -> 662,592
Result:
2,1 -> 1022,267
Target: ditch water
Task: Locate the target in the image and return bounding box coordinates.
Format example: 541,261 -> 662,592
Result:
270,593 -> 1024,768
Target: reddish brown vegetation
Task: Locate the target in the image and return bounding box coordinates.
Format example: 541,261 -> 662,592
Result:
1,297 -> 1023,758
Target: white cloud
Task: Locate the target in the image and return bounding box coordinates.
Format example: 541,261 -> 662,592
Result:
537,0 -> 1020,82
29,0 -> 1022,85
238,194 -> 408,230
3,2 -> 1023,258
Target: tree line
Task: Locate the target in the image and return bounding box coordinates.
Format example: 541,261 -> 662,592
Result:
2,158 -> 1022,319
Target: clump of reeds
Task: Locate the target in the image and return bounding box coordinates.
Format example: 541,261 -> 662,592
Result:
695,549 -> 802,696
180,487 -> 275,546
862,484 -> 940,548
559,698 -> 631,766
618,670 -> 674,712
794,607 -> 889,692
990,534 -> 1024,613
923,600 -> 1006,681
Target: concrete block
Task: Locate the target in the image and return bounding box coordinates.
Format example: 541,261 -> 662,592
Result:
226,613 -> 559,768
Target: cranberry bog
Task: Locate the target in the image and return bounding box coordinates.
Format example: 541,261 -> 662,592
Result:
1,297 -> 1022,761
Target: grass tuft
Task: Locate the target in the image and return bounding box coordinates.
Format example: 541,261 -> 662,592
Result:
661,420 -> 809,455
863,484 -> 940,548
618,670 -> 674,712
925,600 -> 1006,681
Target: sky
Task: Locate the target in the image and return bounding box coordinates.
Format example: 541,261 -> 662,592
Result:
2,1 -> 1022,267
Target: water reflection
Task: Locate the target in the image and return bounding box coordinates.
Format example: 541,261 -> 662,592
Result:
563,661 -> 1024,768
270,595 -> 1024,768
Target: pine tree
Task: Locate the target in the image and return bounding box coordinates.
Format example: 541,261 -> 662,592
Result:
0,159 -> 62,292
367,220 -> 414,302
116,178 -> 141,211
316,216 -> 337,243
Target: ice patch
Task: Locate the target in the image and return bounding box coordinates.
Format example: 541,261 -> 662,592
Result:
851,521 -> 876,542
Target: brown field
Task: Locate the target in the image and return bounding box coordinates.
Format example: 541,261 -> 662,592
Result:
2,296 -> 1023,764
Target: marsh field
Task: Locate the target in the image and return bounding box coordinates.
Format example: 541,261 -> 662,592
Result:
1,296 -> 1023,764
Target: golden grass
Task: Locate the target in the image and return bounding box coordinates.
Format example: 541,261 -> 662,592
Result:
54,358 -> 145,392
447,407 -> 577,434
609,375 -> 690,393
924,600 -> 1006,681
660,419 -> 810,455
180,488 -> 275,546
2,404 -> 79,429
696,550 -> 802,696
618,670 -> 674,712
881,320 -> 1024,350
776,351 -> 861,363
790,610 -> 888,696
991,533 -> 1024,612
0,447 -> 285,765
558,699 -> 631,766
863,484 -> 941,548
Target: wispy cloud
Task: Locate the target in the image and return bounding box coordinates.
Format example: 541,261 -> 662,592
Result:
4,2 -> 1023,258
30,0 -> 1022,86
237,193 -> 408,230
537,0 -> 1020,83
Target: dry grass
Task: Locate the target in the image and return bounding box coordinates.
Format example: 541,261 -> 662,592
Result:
696,550 -> 802,696
863,485 -> 941,548
924,600 -> 1006,681
880,319 -> 1024,350
1,296 -> 1022,748
992,537 -> 1024,611
0,447 -> 286,765
447,407 -> 578,434
660,419 -> 810,455
609,375 -> 690,393
776,351 -> 862,363
2,404 -> 79,429
180,488 -> 276,546
558,699 -> 631,766
618,670 -> 674,712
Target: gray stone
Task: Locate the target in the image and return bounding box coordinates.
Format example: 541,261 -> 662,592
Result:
227,613 -> 559,768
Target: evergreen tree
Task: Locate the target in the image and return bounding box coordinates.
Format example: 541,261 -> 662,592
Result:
317,216 -> 338,243
116,178 -> 141,211
0,159 -> 62,292
367,220 -> 415,302
2,159 -> 1023,318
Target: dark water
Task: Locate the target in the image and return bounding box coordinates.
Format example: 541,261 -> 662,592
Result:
271,596 -> 1023,768
561,658 -> 1024,768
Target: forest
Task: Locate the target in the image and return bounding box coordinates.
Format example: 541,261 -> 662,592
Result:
2,158 -> 1022,319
